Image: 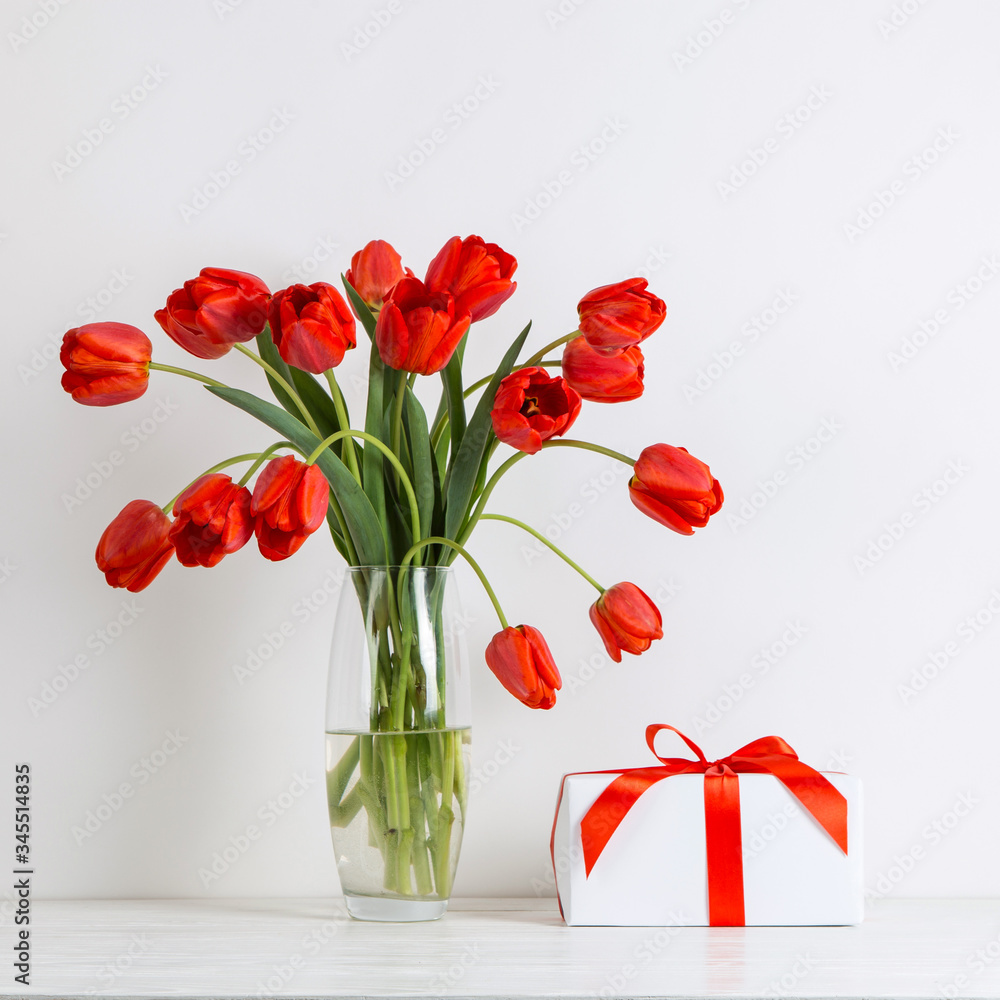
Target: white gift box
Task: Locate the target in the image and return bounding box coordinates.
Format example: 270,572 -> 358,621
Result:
552,770 -> 863,926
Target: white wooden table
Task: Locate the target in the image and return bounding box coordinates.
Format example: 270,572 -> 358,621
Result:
12,897 -> 1000,999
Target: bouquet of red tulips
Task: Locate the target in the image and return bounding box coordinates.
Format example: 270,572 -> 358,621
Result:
60,236 -> 723,899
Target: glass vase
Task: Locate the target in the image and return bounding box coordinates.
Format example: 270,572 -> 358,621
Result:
325,565 -> 471,922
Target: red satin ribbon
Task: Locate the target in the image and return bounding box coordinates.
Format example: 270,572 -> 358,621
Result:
569,724 -> 848,926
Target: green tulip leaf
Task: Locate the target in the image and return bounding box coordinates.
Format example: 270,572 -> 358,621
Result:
207,385 -> 386,566
403,387 -> 435,540
341,275 -> 377,340
440,352 -> 466,457
443,321 -> 530,539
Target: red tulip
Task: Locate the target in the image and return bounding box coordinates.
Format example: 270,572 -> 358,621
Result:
268,283 -> 356,373
154,267 -> 270,360
251,455 -> 329,561
374,276 -> 471,375
95,500 -> 174,592
590,583 -> 663,662
168,474 -> 253,568
345,239 -> 410,310
561,336 -> 644,403
484,625 -> 561,710
629,444 -> 723,535
425,235 -> 517,323
60,323 -> 151,406
577,278 -> 665,356
490,367 -> 582,455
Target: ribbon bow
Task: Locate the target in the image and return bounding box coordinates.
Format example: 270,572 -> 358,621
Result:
567,724 -> 848,926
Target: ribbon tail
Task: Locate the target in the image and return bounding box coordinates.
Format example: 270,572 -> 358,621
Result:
704,768 -> 745,927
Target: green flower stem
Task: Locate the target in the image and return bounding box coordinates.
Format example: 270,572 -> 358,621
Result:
457,439 -> 636,548
400,537 -> 508,629
462,358 -> 564,401
479,513 -> 605,594
323,370 -> 361,483
391,370 -> 408,468
236,441 -> 297,487
461,373 -> 493,399
542,438 -> 637,465
523,330 -> 579,368
305,430 -> 421,548
328,498 -> 359,566
456,451 -> 528,546
433,731 -> 456,896
162,452 -> 269,512
148,362 -> 229,389
233,343 -> 323,438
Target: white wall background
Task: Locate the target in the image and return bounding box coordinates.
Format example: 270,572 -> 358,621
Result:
2,0 -> 998,905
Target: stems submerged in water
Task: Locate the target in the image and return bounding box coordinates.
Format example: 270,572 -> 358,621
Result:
326,566 -> 469,901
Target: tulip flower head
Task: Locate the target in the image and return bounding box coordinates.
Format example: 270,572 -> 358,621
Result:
268,282 -> 356,373
375,276 -> 471,375
425,235 -> 517,323
629,444 -> 723,535
251,455 -> 330,561
490,367 -> 582,455
561,336 -> 644,403
577,278 -> 666,356
169,474 -> 254,568
590,582 -> 663,662
154,267 -> 270,360
60,323 -> 151,406
345,239 -> 410,311
484,625 -> 561,709
95,499 -> 174,592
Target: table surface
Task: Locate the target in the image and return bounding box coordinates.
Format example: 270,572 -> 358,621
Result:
10,897 -> 1000,999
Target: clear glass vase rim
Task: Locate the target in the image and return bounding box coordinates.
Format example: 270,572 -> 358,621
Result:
344,565 -> 453,573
